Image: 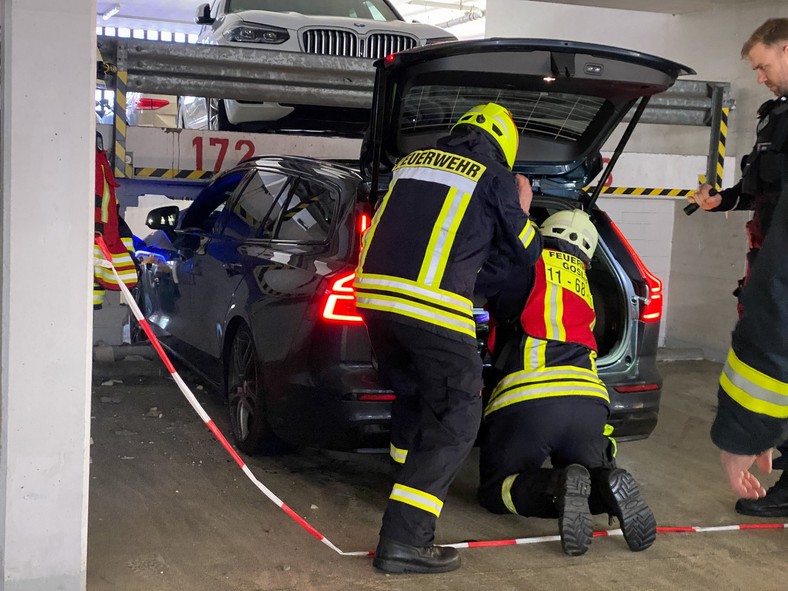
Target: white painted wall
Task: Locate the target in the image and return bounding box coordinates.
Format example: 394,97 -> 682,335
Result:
126,127 -> 363,172
0,1 -> 96,589
489,0 -> 787,358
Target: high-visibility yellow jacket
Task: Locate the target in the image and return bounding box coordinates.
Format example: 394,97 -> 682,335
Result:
354,128 -> 542,344
484,247 -> 608,418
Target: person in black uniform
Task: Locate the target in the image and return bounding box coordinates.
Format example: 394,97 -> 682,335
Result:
688,18 -> 788,516
477,210 -> 656,556
354,103 -> 543,574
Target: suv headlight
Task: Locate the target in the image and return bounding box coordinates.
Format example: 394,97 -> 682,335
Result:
424,36 -> 457,46
223,23 -> 290,44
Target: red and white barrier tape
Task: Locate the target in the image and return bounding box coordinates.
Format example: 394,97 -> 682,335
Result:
94,238 -> 787,559
95,237 -> 348,555
443,523 -> 787,550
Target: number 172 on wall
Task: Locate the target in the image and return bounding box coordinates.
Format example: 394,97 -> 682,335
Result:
192,136 -> 256,172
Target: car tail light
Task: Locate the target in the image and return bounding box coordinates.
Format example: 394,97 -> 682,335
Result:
135,98 -> 170,110
322,272 -> 363,324
613,383 -> 660,393
608,219 -> 663,323
359,213 -> 370,234
357,393 -> 396,402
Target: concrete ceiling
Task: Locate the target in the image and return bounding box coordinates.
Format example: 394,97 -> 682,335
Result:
527,0 -> 745,14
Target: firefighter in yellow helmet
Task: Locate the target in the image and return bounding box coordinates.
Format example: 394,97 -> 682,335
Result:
355,103 -> 542,573
477,209 -> 656,556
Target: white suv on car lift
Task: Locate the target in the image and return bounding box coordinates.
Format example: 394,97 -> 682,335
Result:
179,0 -> 456,133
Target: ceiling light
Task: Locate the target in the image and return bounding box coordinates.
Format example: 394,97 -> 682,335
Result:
102,4 -> 121,21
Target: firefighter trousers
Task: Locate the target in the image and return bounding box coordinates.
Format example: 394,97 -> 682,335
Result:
478,397 -> 614,517
365,317 -> 483,546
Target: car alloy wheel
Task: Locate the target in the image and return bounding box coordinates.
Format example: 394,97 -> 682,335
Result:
207,98 -> 239,132
226,324 -> 290,455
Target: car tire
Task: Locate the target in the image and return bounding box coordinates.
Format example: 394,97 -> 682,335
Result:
176,98 -> 186,129
208,98 -> 240,132
225,324 -> 292,455
128,284 -> 149,344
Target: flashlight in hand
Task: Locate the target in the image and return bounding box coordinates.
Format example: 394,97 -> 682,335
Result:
684,188 -> 718,216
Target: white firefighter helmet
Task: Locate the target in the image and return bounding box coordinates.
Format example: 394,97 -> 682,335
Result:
540,209 -> 598,261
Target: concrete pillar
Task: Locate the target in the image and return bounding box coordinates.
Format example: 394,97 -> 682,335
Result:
0,1 -> 96,589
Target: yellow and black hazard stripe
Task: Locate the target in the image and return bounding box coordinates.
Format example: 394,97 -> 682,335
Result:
713,107 -> 729,191
281,195 -> 322,221
112,70 -> 132,179
585,186 -> 696,197
254,264 -> 288,297
134,168 -> 214,180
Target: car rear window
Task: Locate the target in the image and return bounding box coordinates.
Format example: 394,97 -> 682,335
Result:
400,85 -> 606,142
273,178 -> 339,242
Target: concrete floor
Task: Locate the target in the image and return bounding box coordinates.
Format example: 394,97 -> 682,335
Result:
87,356 -> 786,590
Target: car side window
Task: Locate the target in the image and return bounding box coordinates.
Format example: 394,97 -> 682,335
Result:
222,169 -> 291,240
273,177 -> 338,242
180,170 -> 247,232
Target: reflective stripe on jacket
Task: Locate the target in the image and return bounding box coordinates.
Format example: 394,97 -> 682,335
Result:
485,336 -> 608,417
355,129 -> 541,343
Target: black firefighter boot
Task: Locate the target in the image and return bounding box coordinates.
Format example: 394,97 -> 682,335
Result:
589,468 -> 657,552
373,537 -> 460,574
735,470 -> 788,517
554,464 -> 593,556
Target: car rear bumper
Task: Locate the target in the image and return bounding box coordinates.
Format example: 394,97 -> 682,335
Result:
607,384 -> 662,441
608,408 -> 659,441
267,362 -> 394,451
223,99 -> 294,124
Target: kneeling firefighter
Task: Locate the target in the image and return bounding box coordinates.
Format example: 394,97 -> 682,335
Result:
354,103 -> 543,574
477,209 -> 657,556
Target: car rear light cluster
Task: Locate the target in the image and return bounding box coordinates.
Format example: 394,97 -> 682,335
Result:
322,272 -> 363,323
359,213 -> 370,235
320,213 -> 371,324
135,98 -> 170,110
356,392 -> 396,402
608,219 -> 663,323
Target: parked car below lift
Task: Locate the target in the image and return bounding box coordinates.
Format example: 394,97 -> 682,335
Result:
126,92 -> 178,128
135,39 -> 693,456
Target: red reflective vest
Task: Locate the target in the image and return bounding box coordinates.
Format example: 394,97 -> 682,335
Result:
520,249 -> 596,351
94,149 -> 138,290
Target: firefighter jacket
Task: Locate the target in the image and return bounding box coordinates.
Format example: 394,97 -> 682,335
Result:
712,95 -> 788,241
711,151 -> 788,455
94,148 -> 138,292
520,249 -> 597,351
484,247 -> 608,418
354,127 -> 542,345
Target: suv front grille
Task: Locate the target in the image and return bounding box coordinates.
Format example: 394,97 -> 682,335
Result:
302,29 -> 416,59
303,29 -> 358,57
365,33 -> 416,59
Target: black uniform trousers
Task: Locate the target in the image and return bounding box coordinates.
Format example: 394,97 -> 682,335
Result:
365,316 -> 483,546
478,397 -> 613,518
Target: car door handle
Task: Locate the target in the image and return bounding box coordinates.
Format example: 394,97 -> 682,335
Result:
223,262 -> 244,276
